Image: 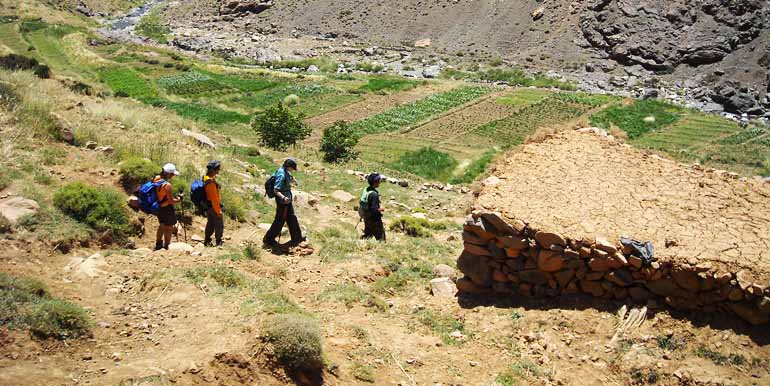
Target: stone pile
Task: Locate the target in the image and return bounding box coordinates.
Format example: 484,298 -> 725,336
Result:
457,211 -> 770,325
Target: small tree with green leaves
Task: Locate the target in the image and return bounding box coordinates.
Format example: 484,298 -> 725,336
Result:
320,120 -> 359,163
252,103 -> 311,151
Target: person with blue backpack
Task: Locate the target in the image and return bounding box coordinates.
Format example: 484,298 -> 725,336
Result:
152,163 -> 182,250
262,158 -> 304,247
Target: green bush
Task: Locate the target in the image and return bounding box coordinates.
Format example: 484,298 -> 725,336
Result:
283,94 -> 300,106
119,157 -> 159,192
320,120 -> 359,163
263,314 -> 324,370
134,9 -> 170,43
26,299 -> 92,339
390,147 -> 457,182
252,102 -> 311,151
53,182 -> 134,240
0,54 -> 50,79
0,272 -> 91,339
184,266 -> 247,289
389,216 -> 432,237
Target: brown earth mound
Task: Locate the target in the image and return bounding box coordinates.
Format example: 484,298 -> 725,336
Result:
477,129 -> 770,281
459,129 -> 770,325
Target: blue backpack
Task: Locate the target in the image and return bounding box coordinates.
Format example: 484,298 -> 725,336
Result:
137,179 -> 166,214
190,178 -> 206,211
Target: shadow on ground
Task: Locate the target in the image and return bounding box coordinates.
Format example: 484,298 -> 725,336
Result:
457,292 -> 770,346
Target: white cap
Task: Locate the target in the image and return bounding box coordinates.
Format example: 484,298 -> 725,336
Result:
162,163 -> 180,176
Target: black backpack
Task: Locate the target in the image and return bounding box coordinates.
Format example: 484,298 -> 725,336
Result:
264,174 -> 276,198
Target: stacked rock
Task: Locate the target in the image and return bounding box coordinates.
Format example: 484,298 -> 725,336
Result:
457,211 -> 770,325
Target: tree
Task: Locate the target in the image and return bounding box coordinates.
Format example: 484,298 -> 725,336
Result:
252,103 -> 311,151
320,120 -> 359,163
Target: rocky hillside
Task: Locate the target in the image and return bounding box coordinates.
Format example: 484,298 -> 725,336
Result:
149,0 -> 770,117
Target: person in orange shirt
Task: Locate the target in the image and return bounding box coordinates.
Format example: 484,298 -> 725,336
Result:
203,160 -> 224,247
155,163 -> 183,250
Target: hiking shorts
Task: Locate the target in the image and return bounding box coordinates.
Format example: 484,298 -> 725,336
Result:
157,205 -> 177,226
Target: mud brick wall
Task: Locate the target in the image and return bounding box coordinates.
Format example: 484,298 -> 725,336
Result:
457,211 -> 770,325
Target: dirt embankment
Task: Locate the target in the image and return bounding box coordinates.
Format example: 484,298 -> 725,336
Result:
459,129 -> 770,325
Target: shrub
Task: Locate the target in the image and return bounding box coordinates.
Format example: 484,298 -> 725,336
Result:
53,182 -> 134,240
184,266 -> 247,289
0,173 -> 10,191
0,272 -> 91,339
263,314 -> 324,369
119,157 -> 159,192
283,94 -> 300,106
320,120 -> 359,163
390,147 -> 458,182
26,298 -> 92,339
0,54 -> 50,79
352,363 -> 376,383
252,102 -> 311,151
390,216 -> 432,237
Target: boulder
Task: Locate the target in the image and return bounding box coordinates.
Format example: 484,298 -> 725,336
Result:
182,129 -> 216,148
554,269 -> 576,288
219,0 -> 273,15
518,270 -> 550,285
534,231 -> 566,248
479,213 -> 516,235
65,253 -> 107,279
671,267 -> 700,292
331,190 -> 355,203
758,297 -> 770,315
646,279 -> 678,297
580,279 -> 604,297
588,257 -> 612,272
430,277 -> 457,298
51,113 -> 75,144
422,65 -> 441,78
457,252 -> 492,287
537,250 -> 565,272
0,197 -> 39,225
628,286 -> 652,302
414,39 -> 431,48
254,47 -> 281,64
531,6 -> 545,20
306,65 -> 320,73
433,264 -> 457,280
607,269 -> 633,287
168,242 -> 194,253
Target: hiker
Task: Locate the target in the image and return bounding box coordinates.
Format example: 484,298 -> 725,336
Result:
359,173 -> 386,241
154,163 -> 182,250
263,158 -> 304,247
203,160 -> 224,247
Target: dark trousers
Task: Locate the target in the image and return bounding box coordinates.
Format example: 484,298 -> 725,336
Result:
263,200 -> 302,243
204,208 -> 224,244
362,215 -> 386,241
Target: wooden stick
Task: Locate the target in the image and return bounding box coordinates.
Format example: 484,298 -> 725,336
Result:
390,352 -> 416,386
154,286 -> 168,303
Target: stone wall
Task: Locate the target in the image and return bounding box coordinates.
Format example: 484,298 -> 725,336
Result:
457,211 -> 770,325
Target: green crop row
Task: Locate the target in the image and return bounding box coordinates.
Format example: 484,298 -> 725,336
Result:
350,86 -> 491,136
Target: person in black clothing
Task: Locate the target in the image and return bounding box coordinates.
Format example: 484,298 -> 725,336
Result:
263,158 -> 304,247
359,173 -> 385,241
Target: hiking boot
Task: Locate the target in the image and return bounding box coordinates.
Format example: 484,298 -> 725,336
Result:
215,240 -> 224,247
262,239 -> 278,248
154,241 -> 163,251
203,239 -> 212,247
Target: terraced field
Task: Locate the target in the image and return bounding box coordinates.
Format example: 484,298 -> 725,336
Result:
634,113 -> 741,153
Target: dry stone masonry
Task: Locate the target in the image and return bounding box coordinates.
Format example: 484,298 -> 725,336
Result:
457,129 -> 770,325
457,211 -> 770,325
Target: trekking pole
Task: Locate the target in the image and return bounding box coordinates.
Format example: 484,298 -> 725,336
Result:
178,188 -> 188,243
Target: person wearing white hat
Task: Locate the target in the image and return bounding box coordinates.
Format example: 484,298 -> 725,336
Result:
153,163 -> 183,250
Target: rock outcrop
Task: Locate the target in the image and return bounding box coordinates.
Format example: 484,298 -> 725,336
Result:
580,0 -> 768,71
219,0 -> 273,15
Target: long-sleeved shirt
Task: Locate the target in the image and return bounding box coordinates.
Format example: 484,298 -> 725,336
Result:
273,167 -> 293,201
203,175 -> 222,216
